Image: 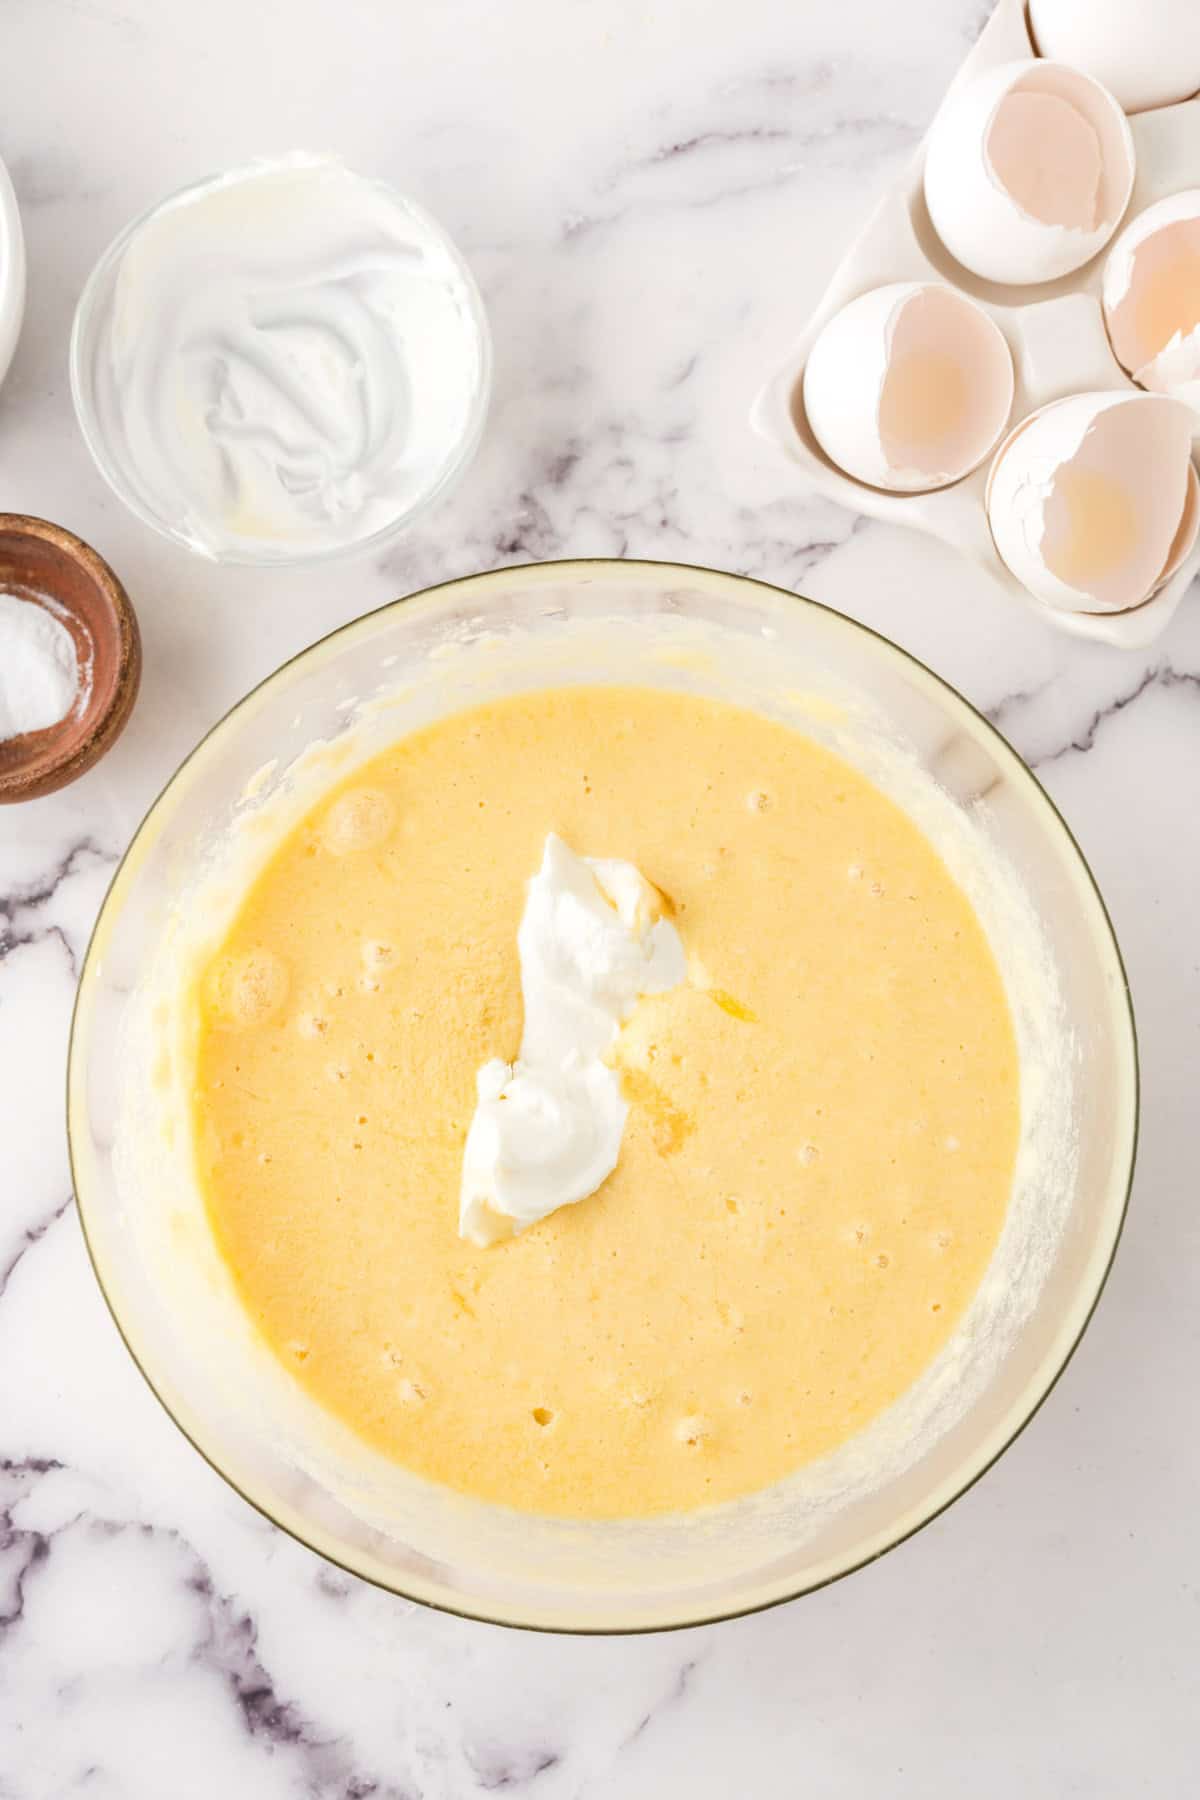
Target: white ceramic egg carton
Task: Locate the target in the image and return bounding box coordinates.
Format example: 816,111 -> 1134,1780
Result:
754,0 -> 1200,648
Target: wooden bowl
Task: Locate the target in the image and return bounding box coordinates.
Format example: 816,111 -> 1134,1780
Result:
0,514 -> 141,803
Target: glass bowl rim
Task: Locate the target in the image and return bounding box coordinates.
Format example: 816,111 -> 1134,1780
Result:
65,557 -> 1140,1633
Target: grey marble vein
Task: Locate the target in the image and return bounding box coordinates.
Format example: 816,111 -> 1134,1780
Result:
1,1472 -> 411,1799
619,1654 -> 703,1753
1029,663 -> 1200,768
465,1744 -> 562,1791
0,1457 -> 62,1633
0,838 -> 115,972
0,1195 -> 73,1303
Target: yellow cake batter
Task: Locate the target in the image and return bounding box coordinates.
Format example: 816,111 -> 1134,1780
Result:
192,686 -> 1019,1518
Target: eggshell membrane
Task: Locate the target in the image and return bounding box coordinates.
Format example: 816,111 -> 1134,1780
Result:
1154,461 -> 1200,593
987,91 -> 1101,230
986,391 -> 1196,612
1104,191 -> 1200,413
1029,0 -> 1200,115
801,282 -> 1013,493
923,60 -> 1134,285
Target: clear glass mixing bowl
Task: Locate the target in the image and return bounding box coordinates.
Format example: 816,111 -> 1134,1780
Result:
67,561 -> 1137,1632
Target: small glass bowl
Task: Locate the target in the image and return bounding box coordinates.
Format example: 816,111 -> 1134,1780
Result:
0,151 -> 25,392
69,158 -> 492,568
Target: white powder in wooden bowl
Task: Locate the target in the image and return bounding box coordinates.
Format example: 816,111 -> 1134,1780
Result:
0,590 -> 84,742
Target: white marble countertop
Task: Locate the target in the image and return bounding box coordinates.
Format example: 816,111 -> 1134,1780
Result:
2,0 -> 1197,1792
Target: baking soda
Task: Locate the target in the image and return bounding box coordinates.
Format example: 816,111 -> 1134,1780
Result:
0,590 -> 83,742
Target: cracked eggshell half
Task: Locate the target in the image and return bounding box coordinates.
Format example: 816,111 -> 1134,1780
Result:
800,282 -> 1013,493
986,391 -> 1198,614
923,60 -> 1134,285
1103,191 -> 1200,417
1029,0 -> 1200,115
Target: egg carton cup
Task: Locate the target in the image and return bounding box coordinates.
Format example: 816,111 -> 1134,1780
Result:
754,0 -> 1200,648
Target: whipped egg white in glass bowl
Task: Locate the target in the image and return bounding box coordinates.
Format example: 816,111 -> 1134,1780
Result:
70,155 -> 491,566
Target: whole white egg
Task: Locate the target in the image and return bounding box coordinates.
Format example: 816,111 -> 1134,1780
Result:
1029,0 -> 1200,115
923,59 -> 1134,285
1103,191 -> 1200,416
801,282 -> 1013,492
986,391 -> 1198,613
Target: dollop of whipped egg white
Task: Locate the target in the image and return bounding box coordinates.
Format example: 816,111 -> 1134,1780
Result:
91,156 -> 487,559
460,835 -> 687,1248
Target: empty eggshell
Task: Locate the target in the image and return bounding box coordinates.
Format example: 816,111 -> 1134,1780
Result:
1029,0 -> 1200,115
1103,191 -> 1200,415
800,282 -> 1013,493
923,60 -> 1134,285
986,391 -> 1197,613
